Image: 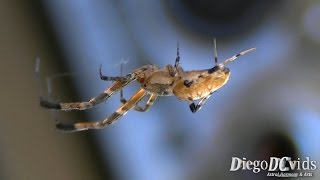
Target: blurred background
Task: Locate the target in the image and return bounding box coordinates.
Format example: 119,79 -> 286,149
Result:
0,0 -> 320,179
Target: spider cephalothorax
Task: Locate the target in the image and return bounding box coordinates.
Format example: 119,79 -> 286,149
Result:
39,39 -> 255,132
138,65 -> 177,96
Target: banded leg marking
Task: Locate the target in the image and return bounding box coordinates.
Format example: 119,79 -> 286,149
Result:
189,92 -> 214,113
40,78 -> 136,111
56,88 -> 147,132
99,64 -> 132,81
121,94 -> 158,112
221,48 -> 256,66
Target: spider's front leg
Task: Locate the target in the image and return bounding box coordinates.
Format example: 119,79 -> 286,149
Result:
40,67 -> 136,111
56,88 -> 148,132
40,79 -> 133,111
99,64 -> 132,81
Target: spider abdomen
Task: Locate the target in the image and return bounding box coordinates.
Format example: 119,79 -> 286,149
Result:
173,69 -> 231,101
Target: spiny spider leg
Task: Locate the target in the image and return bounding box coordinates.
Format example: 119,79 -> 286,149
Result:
134,94 -> 158,112
56,88 -> 147,132
220,47 -> 256,66
174,42 -> 180,68
174,42 -> 188,82
213,38 -> 218,64
189,92 -> 214,113
99,64 -> 131,81
40,65 -> 139,111
121,94 -> 158,112
40,78 -> 135,111
119,62 -> 127,104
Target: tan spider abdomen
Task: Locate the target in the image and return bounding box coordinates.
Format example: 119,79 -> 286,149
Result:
173,67 -> 230,101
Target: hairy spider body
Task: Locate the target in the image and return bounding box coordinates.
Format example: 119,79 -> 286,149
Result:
173,66 -> 230,101
38,39 -> 255,132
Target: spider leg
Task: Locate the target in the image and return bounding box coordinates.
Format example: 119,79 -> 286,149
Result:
119,62 -> 128,104
56,88 -> 147,132
188,92 -> 214,113
173,43 -> 190,84
40,64 -> 155,111
40,78 -> 135,110
213,38 -> 218,64
121,94 -> 158,112
174,42 -> 180,68
220,47 -> 256,66
40,64 -> 154,111
134,94 -> 157,112
99,64 -> 131,81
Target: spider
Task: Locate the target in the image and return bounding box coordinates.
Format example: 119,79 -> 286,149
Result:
39,39 -> 255,132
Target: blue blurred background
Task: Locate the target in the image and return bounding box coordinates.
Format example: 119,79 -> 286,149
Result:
0,0 -> 320,180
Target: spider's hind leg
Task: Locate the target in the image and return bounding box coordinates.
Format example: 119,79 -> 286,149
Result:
120,93 -> 158,112
133,94 -> 157,112
188,92 -> 214,113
